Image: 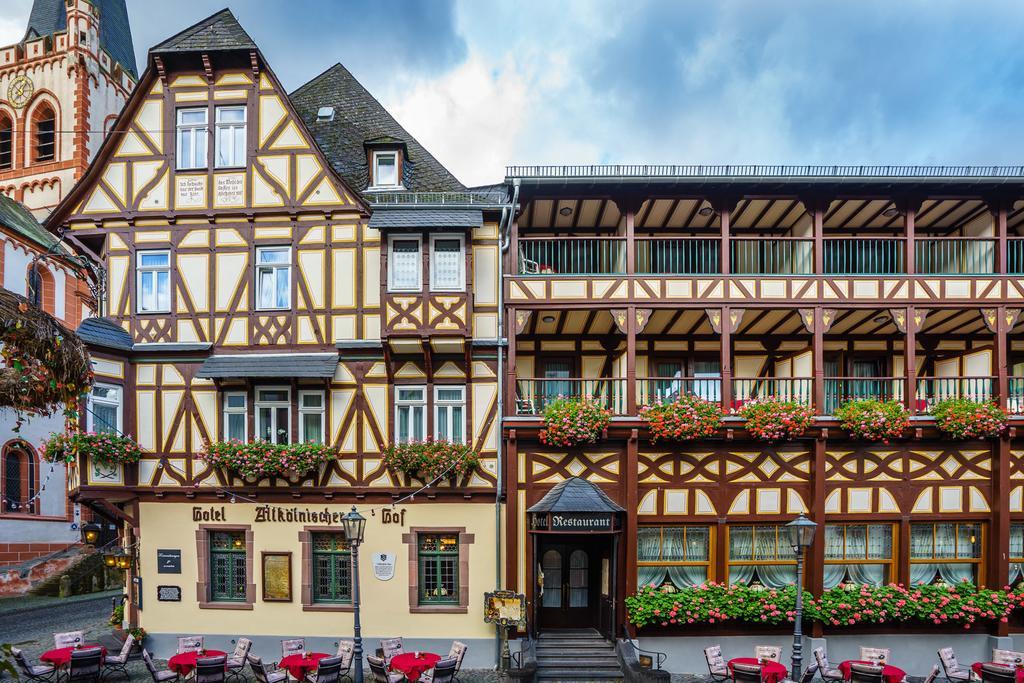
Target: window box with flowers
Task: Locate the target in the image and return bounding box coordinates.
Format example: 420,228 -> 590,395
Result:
930,398 -> 1007,440
834,399 -> 910,443
42,431 -> 143,466
640,394 -> 722,443
199,440 -> 336,482
539,398 -> 611,447
626,582 -> 806,629
382,439 -> 479,484
737,398 -> 815,441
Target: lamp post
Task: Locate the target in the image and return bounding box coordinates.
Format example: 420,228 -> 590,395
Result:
342,506 -> 366,683
80,522 -> 101,546
785,514 -> 817,681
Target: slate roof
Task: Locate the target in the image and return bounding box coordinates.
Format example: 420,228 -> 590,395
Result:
150,8 -> 256,55
0,193 -> 57,249
290,63 -> 466,194
24,0 -> 137,78
527,477 -> 626,514
77,317 -> 132,352
196,353 -> 338,379
367,208 -> 482,230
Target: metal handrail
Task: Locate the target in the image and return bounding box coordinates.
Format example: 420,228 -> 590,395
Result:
515,378 -> 628,415
915,376 -> 996,409
621,625 -> 667,670
730,238 -> 814,275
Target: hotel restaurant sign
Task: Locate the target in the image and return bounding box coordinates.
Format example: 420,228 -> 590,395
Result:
529,511 -> 620,533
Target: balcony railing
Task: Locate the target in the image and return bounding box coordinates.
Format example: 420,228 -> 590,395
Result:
915,376 -> 995,410
636,377 -> 722,406
635,238 -> 719,275
915,238 -> 995,274
731,377 -> 813,408
514,378 -> 628,415
730,238 -> 813,275
824,238 -> 905,275
518,238 -> 626,275
823,377 -> 906,415
1009,377 -> 1024,414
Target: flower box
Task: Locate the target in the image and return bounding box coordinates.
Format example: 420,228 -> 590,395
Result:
930,398 -> 1006,440
383,439 -> 479,483
199,440 -> 336,481
834,399 -> 910,443
43,431 -> 142,466
737,398 -> 814,441
540,398 -> 611,447
640,394 -> 722,443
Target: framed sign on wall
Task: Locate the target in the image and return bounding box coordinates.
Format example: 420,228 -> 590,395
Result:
261,552 -> 292,602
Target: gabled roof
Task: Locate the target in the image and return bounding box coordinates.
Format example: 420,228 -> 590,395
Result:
77,317 -> 132,352
290,63 -> 466,194
0,193 -> 57,249
24,0 -> 137,78
150,8 -> 256,55
527,477 -> 625,514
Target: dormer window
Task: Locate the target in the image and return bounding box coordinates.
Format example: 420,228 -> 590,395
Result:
372,150 -> 399,188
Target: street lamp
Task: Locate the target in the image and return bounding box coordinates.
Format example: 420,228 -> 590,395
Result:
785,514 -> 817,681
342,506 -> 366,683
81,523 -> 101,546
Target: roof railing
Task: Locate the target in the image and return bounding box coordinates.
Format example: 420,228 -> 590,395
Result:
365,191 -> 505,205
505,164 -> 1024,179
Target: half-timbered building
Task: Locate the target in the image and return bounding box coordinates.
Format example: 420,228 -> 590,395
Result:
48,10 -> 503,664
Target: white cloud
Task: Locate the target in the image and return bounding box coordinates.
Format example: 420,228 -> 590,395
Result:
0,0 -> 32,48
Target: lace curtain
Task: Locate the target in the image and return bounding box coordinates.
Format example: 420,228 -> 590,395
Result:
910,523 -> 979,585
728,526 -> 796,588
822,524 -> 891,589
637,527 -> 709,589
1011,524 -> 1024,585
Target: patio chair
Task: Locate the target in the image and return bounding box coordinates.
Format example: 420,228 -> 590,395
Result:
68,647 -> 104,683
446,641 -> 467,681
755,646 -> 782,662
102,634 -> 135,680
366,656 -> 390,683
195,655 -> 228,683
938,647 -> 971,683
335,641 -> 354,683
142,649 -> 179,683
305,655 -> 342,683
798,664 -> 819,683
813,647 -> 844,683
226,638 -> 252,682
426,658 -> 458,683
849,663 -> 885,683
705,645 -> 731,683
379,638 -> 404,668
247,656 -> 285,683
922,664 -> 941,683
12,647 -> 56,683
992,650 -> 1024,666
859,648 -> 890,666
981,664 -> 1017,683
731,662 -> 763,683
55,631 -> 86,649
178,637 -> 204,654
281,639 -> 306,659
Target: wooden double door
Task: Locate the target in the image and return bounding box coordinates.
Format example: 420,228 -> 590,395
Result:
537,537 -> 614,633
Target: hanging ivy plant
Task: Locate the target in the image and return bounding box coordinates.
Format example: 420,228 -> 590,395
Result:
540,398 -> 611,447
640,394 -> 722,443
930,398 -> 1007,440
738,398 -> 815,442
834,399 -> 910,443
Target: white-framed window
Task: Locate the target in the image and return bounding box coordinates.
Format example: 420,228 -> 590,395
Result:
371,150 -> 399,188
176,107 -> 208,170
255,387 -> 290,444
255,246 -> 291,310
430,235 -> 465,291
388,235 -> 421,292
395,386 -> 426,443
215,105 -> 246,168
434,385 -> 465,443
299,390 -> 325,444
136,250 -> 170,313
87,384 -> 122,435
223,392 -> 247,442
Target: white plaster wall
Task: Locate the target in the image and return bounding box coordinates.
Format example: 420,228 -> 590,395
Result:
3,239 -> 32,295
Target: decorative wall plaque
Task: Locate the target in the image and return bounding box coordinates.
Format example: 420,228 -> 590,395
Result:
157,585 -> 181,602
261,552 -> 292,602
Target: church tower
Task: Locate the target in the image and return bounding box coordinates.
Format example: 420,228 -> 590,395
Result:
0,0 -> 136,218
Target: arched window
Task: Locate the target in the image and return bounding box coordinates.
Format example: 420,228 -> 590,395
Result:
27,262 -> 54,314
0,113 -> 12,170
32,103 -> 55,163
2,443 -> 35,513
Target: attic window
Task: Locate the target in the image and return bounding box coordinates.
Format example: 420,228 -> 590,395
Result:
316,107 -> 334,122
372,151 -> 399,188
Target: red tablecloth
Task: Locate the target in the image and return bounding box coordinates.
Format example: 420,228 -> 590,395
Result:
390,652 -> 442,682
280,653 -> 330,679
973,663 -> 1024,683
840,660 -> 907,683
728,658 -> 788,683
40,645 -> 107,668
167,650 -> 226,675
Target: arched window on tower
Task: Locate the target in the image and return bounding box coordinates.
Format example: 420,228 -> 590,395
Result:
26,261 -> 54,314
32,103 -> 55,163
2,443 -> 35,513
0,113 -> 12,170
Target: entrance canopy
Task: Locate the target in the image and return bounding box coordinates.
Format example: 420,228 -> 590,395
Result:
527,477 -> 624,533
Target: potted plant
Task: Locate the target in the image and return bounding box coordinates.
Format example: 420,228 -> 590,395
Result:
930,398 -> 1007,440
382,439 -> 480,482
640,394 -> 722,443
539,398 -> 611,447
109,603 -> 124,630
834,399 -> 910,443
737,398 -> 815,441
43,431 -> 143,466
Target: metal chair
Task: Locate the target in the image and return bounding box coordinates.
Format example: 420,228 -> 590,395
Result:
102,634 -> 135,680
798,664 -> 819,683
813,647 -> 844,683
378,639 -> 404,683
427,658 -> 457,683
755,646 -> 782,662
305,656 -> 342,683
922,664 -> 941,683
849,663 -> 885,683
335,641 -> 354,683
992,650 -> 1024,667
705,645 -> 731,683
938,648 -> 971,683
731,662 -> 763,683
68,647 -> 104,683
281,640 -> 306,659
12,648 -> 56,683
859,648 -> 890,666
195,655 -> 228,683
247,656 -> 285,683
142,649 -> 179,683
446,642 -> 467,681
981,664 -> 1017,683
366,656 -> 390,683
226,638 -> 252,682
55,631 -> 86,649
178,637 -> 204,654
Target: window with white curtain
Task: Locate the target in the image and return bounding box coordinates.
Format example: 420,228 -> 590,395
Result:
637,526 -> 711,589
87,384 -> 121,435
256,247 -> 290,310
299,390 -> 325,444
395,386 -> 425,443
823,523 -> 894,589
176,107 -> 208,170
136,250 -> 170,313
388,236 -> 421,291
434,386 -> 465,443
223,392 -> 246,442
728,525 -> 797,587
1011,524 -> 1024,585
910,522 -> 982,585
430,235 -> 464,291
371,151 -> 399,188
255,387 -> 290,444
215,106 -> 246,168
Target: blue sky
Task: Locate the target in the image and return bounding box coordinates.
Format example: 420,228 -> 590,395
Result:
4,0 -> 1024,186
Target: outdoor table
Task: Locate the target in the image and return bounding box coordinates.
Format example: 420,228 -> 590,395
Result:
390,652 -> 442,682
728,657 -> 788,683
839,660 -> 907,683
41,645 -> 107,669
973,662 -> 1024,683
168,650 -> 227,676
280,652 -> 330,679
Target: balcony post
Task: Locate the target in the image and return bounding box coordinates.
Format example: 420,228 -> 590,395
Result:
897,196 -> 921,275
990,197 -> 1009,274
625,199 -> 636,276
801,194 -> 828,275
718,200 -> 731,276
904,306 -> 917,414
720,306 -> 733,411
626,305 -> 637,415
812,307 -> 824,414
997,305 -> 1009,411
506,306 -> 518,413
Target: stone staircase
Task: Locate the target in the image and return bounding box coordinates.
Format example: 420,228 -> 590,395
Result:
536,629 -> 623,682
